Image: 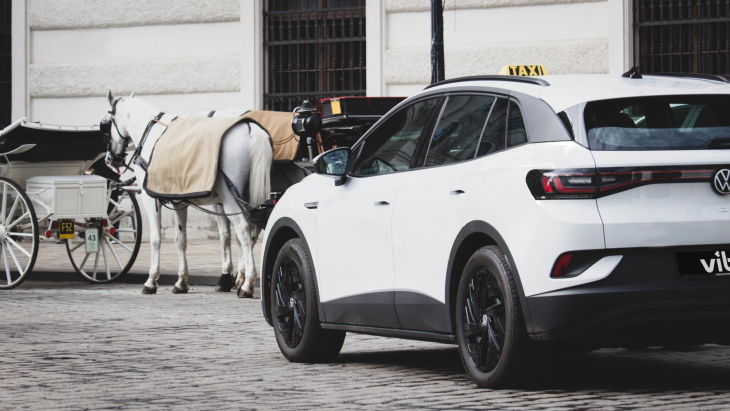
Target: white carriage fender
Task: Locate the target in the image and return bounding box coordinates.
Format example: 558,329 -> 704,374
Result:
27,188 -> 53,217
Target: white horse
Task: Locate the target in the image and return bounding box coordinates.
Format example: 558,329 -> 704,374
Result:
185,107 -> 265,295
102,91 -> 273,297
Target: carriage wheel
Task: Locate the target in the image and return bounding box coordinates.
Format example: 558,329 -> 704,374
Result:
0,177 -> 39,290
66,188 -> 142,283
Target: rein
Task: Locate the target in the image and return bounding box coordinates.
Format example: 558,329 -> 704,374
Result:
130,112 -> 165,171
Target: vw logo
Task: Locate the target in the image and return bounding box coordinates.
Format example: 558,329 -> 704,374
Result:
714,169 -> 730,195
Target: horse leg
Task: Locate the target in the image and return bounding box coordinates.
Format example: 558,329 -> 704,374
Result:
214,204 -> 235,292
141,193 -> 161,295
214,123 -> 269,298
231,215 -> 257,298
172,206 -> 190,294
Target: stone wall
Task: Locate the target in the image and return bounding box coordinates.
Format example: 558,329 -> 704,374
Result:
23,0 -> 249,240
374,0 -> 626,96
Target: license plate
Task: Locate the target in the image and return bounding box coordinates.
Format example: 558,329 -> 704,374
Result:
85,228 -> 99,253
676,250 -> 730,277
59,220 -> 75,240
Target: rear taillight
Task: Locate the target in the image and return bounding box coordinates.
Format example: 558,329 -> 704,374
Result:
527,166 -> 718,199
550,250 -> 608,278
551,253 -> 573,277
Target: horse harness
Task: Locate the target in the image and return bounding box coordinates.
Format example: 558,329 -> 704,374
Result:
101,104 -> 270,221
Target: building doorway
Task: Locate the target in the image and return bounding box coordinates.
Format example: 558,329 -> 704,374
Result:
634,0 -> 730,79
263,0 -> 366,111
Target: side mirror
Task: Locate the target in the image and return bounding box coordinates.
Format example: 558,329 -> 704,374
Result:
313,147 -> 351,186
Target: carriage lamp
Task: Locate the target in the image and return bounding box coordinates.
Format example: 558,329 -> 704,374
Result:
292,101 -> 322,162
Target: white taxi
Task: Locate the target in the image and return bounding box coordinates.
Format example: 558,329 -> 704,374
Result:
260,68 -> 730,388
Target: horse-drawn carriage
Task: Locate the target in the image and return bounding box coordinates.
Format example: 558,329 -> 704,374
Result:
0,94 -> 403,292
0,119 -> 142,289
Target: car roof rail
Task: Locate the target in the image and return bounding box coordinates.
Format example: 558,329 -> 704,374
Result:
424,75 -> 550,90
647,72 -> 730,84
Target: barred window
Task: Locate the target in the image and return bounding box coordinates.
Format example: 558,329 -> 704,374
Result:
263,0 -> 366,112
0,0 -> 11,128
634,0 -> 730,80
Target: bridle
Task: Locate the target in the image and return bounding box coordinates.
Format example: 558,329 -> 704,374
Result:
100,97 -> 134,175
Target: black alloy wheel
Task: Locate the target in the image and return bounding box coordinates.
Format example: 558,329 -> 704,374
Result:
463,267 -> 506,373
456,245 -> 534,388
274,257 -> 307,348
270,238 -> 345,362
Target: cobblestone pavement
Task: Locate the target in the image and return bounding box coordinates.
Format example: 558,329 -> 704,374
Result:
2,282 -> 730,410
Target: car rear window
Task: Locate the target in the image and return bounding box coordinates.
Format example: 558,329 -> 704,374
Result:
584,95 -> 730,150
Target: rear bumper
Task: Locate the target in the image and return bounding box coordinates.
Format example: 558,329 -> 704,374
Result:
525,245 -> 730,346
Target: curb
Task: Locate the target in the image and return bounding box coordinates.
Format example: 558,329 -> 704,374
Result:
27,271 -> 260,287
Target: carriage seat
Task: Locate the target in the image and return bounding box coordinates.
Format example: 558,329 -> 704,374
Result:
0,121 -> 106,163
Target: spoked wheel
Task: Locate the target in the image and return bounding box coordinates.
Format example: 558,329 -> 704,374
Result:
0,178 -> 39,290
456,245 -> 533,388
66,188 -> 142,283
271,238 -> 345,362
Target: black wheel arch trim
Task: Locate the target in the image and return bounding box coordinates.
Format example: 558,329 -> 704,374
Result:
445,220 -> 534,335
261,217 -> 325,327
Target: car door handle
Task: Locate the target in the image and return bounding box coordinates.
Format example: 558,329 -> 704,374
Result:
374,201 -> 390,206
450,190 -> 465,196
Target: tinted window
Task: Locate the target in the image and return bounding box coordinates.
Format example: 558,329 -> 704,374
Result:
425,95 -> 495,167
476,98 -> 507,157
585,95 -> 730,150
352,98 -> 438,176
507,102 -> 527,147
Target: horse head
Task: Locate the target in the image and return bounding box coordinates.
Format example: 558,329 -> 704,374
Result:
100,90 -> 140,174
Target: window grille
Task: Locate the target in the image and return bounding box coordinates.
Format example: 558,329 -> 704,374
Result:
634,0 -> 730,79
0,0 -> 11,128
263,0 -> 366,112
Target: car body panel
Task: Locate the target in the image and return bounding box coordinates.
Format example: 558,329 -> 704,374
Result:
591,150 -> 730,249
315,172 -> 411,327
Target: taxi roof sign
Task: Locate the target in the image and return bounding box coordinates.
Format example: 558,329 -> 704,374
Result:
498,65 -> 548,76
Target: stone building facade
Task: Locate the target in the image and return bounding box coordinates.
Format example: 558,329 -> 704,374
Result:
9,0 -> 630,238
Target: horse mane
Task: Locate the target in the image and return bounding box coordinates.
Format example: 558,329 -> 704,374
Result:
126,97 -> 161,116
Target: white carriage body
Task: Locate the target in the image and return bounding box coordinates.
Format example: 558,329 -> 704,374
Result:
26,175 -> 108,219
0,161 -> 98,188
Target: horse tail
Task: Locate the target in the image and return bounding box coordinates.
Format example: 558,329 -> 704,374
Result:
247,123 -> 273,208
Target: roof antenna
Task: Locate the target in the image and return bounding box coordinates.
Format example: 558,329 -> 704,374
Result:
622,66 -> 643,79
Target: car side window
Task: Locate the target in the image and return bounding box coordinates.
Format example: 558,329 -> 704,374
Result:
476,98 -> 508,157
352,98 -> 439,176
425,95 -> 495,167
506,102 -> 527,147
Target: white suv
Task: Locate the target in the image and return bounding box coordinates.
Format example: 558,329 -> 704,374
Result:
260,73 -> 730,388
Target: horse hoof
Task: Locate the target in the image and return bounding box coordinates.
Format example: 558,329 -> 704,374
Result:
172,286 -> 188,294
141,286 -> 157,295
217,273 -> 235,291
237,287 -> 254,298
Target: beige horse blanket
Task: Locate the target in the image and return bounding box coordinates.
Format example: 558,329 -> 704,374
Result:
144,111 -> 297,200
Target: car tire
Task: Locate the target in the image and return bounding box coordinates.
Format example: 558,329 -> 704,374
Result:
271,238 -> 345,362
456,245 -> 533,388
